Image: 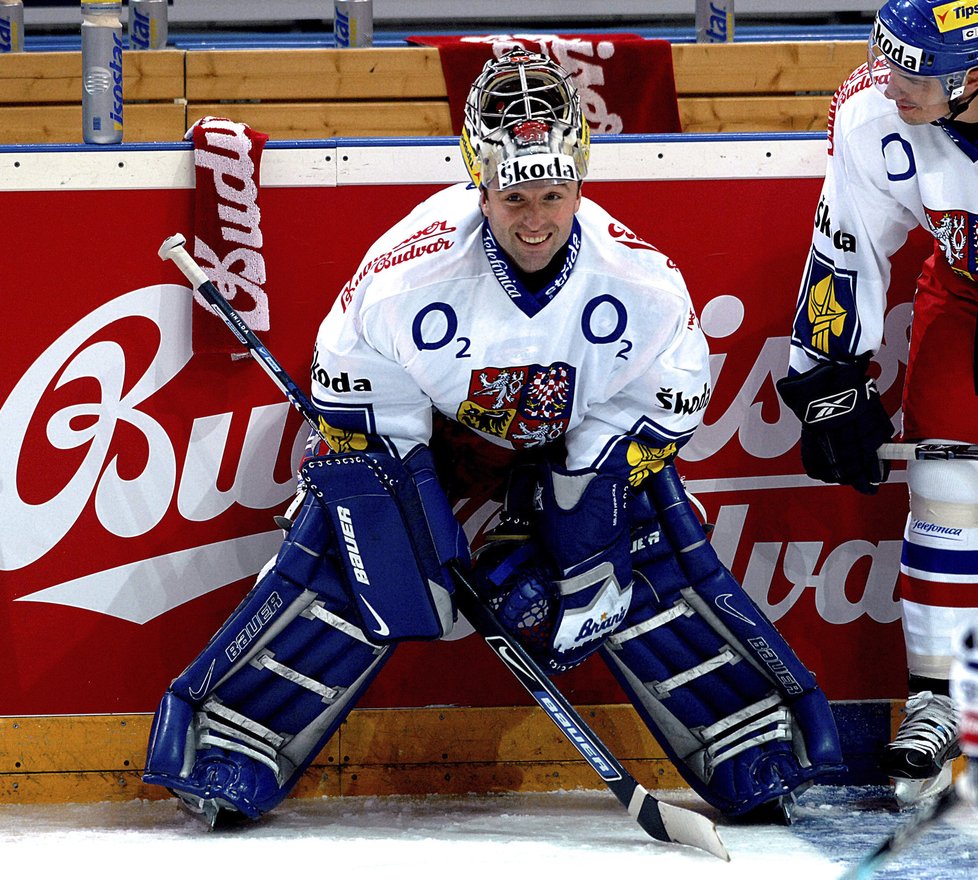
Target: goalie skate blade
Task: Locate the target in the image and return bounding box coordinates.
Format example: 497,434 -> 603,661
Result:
731,791 -> 801,826
893,763 -> 953,808
172,790 -> 247,830
657,801 -> 730,861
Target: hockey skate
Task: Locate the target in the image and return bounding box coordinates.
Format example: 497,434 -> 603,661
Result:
881,691 -> 960,807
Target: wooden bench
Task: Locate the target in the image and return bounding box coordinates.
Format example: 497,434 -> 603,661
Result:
672,40 -> 868,132
0,41 -> 869,145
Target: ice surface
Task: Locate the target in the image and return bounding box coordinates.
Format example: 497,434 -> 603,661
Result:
0,786 -> 974,879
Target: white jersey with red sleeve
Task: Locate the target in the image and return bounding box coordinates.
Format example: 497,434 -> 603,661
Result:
788,61 -> 978,376
791,63 -> 978,691
310,182 -> 710,486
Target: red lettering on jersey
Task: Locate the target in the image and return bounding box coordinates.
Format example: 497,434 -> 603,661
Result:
608,222 -> 660,252
827,63 -> 878,156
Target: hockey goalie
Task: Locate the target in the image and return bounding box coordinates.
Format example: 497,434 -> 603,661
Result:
143,48 -> 843,828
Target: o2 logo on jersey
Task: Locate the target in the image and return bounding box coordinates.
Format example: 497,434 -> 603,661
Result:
457,363 -> 576,448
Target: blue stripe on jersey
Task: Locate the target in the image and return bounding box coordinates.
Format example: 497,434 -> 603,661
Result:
901,541 -> 978,576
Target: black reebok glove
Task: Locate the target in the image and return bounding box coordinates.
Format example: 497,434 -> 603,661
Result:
776,359 -> 895,495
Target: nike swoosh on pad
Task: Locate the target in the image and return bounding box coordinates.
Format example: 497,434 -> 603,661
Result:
714,593 -> 756,626
189,659 -> 217,700
360,595 -> 391,637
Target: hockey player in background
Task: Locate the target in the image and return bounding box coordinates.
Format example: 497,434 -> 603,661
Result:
777,0 -> 978,806
144,48 -> 842,828
951,622 -> 978,803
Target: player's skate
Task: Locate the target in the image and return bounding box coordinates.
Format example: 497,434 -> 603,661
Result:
881,691 -> 960,807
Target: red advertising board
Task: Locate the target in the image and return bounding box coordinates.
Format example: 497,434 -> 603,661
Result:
0,139 -> 927,716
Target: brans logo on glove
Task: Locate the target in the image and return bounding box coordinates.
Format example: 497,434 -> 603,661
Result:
553,574 -> 631,653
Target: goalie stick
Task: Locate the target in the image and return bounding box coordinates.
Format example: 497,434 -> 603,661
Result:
450,562 -> 728,860
158,233 -> 730,861
158,234 -> 329,443
879,442 -> 978,461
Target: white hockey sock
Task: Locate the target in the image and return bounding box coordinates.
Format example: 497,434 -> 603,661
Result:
899,448 -> 978,681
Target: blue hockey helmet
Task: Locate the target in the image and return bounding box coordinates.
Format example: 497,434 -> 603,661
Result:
871,0 -> 978,101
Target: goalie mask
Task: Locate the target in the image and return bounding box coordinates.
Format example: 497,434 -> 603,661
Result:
460,47 -> 590,190
869,0 -> 978,108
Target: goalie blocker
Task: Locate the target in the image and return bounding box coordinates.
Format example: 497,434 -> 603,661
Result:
602,462 -> 844,819
143,447 -> 468,822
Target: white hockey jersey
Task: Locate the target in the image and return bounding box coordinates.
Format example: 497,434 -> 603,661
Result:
789,62 -> 978,375
310,182 -> 710,485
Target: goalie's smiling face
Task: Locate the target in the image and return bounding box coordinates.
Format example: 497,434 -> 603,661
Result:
480,180 -> 582,274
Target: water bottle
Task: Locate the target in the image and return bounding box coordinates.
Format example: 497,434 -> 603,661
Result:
81,0 -> 124,144
129,0 -> 167,50
334,0 -> 372,48
0,0 -> 24,53
696,0 -> 734,44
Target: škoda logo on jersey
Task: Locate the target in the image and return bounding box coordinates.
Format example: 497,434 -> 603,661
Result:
457,363 -> 576,448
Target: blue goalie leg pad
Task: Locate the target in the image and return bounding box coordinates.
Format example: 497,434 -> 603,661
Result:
144,634 -> 389,819
143,477 -> 396,820
601,462 -> 844,818
143,444 -> 470,821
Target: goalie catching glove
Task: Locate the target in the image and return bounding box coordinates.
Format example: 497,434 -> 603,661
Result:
474,457 -> 844,819
776,357 -> 894,494
473,462 -> 634,674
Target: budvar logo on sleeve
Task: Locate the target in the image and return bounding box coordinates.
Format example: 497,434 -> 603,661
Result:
934,1 -> 978,32
496,153 -> 578,189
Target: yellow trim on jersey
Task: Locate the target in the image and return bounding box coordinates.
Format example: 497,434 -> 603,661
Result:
807,273 -> 848,354
626,440 -> 678,488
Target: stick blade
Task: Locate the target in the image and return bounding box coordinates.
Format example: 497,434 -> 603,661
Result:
631,786 -> 729,860
658,800 -> 730,860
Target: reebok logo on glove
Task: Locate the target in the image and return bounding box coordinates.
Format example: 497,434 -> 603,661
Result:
804,388 -> 857,423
